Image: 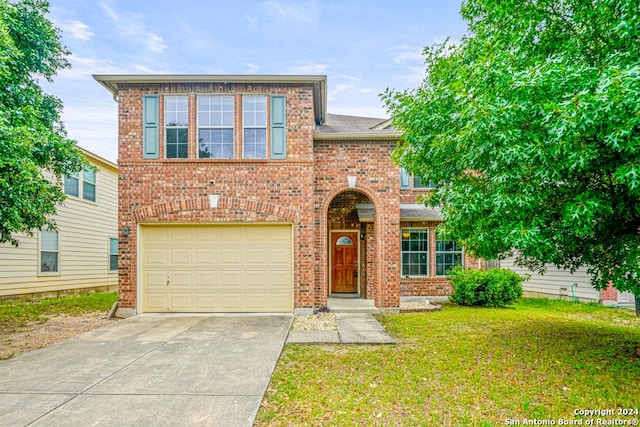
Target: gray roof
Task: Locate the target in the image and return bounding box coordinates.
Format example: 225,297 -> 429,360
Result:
356,204 -> 443,222
314,114 -> 399,140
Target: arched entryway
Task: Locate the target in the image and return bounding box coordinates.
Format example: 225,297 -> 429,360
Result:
327,190 -> 374,298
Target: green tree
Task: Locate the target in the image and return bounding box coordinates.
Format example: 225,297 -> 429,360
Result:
0,0 -> 87,246
383,0 -> 640,295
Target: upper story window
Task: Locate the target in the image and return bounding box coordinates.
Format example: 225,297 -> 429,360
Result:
198,95 -> 234,159
400,168 -> 437,190
243,95 -> 267,159
64,168 -> 97,202
165,96 -> 188,159
142,93 -> 286,160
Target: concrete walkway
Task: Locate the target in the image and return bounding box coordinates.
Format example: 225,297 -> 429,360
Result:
0,314 -> 292,427
287,313 -> 396,344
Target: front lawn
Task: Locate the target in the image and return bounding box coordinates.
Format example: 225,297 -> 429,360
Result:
257,299 -> 640,426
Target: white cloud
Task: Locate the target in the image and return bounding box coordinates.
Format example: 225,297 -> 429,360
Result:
99,2 -> 119,21
146,34 -> 168,54
289,62 -> 329,74
245,63 -> 261,73
359,88 -> 374,94
98,1 -> 167,54
62,20 -> 94,40
392,45 -> 424,65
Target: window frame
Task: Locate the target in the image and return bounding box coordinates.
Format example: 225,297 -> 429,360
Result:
39,230 -> 60,275
197,94 -> 235,159
164,95 -> 189,159
242,94 -> 268,159
63,168 -> 97,202
82,168 -> 96,202
109,237 -> 118,273
401,228 -> 429,277
435,239 -> 464,276
64,172 -> 80,197
400,168 -> 437,190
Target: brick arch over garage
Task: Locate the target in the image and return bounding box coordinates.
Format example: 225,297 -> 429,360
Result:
319,183 -> 386,307
132,196 -> 300,223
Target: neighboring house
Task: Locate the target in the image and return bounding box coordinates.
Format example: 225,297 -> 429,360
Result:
94,74 -> 479,316
501,258 -> 636,309
0,149 -> 118,299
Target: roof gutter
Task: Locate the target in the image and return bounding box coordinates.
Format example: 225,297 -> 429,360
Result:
313,131 -> 401,141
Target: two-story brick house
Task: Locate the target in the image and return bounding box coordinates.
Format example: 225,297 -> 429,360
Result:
95,74 -> 469,316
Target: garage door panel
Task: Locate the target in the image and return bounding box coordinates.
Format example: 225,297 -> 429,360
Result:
195,248 -> 217,264
146,249 -> 167,265
220,247 -> 243,264
169,293 -> 193,310
141,224 -> 292,313
194,271 -> 217,287
145,293 -> 169,311
169,271 -> 192,288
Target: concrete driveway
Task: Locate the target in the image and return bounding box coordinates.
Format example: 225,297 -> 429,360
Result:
0,314 -> 292,426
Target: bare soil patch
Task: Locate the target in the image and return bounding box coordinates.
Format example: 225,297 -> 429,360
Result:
0,313 -> 118,360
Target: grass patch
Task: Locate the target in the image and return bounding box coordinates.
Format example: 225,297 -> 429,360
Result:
0,292 -> 117,328
257,298 -> 640,426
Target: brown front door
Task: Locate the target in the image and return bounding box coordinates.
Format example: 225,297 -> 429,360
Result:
331,232 -> 358,293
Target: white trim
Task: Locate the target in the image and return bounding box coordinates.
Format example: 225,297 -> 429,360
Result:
108,236 -> 118,273
400,227 -> 429,278
38,229 -> 60,276
329,229 -> 361,295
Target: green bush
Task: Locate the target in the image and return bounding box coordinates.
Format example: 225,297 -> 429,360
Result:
449,267 -> 524,307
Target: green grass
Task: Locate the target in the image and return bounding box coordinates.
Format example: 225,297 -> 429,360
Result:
0,292 -> 117,328
256,298 -> 640,426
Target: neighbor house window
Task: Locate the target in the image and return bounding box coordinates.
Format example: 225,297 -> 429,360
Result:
40,230 -> 59,273
401,229 -> 428,276
64,173 -> 79,197
83,169 -> 96,202
165,96 -> 188,158
109,237 -> 118,272
243,95 -> 267,159
64,168 -> 96,201
436,239 -> 463,276
198,95 -> 234,159
400,168 -> 437,190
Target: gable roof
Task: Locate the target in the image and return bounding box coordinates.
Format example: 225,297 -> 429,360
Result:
93,74 -> 327,125
81,147 -> 117,172
314,113 -> 399,140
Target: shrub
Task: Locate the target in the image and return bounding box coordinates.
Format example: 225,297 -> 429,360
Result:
449,267 -> 524,307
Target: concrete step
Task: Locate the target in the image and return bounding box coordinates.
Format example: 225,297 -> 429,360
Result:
327,297 -> 380,313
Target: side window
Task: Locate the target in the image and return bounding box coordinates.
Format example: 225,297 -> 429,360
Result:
243,95 -> 267,159
40,230 -> 59,273
198,95 -> 234,159
83,169 -> 96,202
63,168 -> 97,202
400,168 -> 437,190
165,96 -> 189,159
64,173 -> 79,197
109,238 -> 118,272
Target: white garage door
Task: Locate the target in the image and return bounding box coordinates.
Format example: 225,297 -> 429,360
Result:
141,224 -> 293,312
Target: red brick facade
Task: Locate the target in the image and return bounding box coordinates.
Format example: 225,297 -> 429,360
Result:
101,75 -> 464,313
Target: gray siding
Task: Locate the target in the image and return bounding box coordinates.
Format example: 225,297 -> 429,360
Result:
501,258 -> 600,302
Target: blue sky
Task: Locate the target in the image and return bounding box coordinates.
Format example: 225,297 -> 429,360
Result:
44,0 -> 467,161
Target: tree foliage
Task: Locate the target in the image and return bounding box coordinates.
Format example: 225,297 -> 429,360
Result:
383,0 -> 640,294
0,0 -> 87,246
